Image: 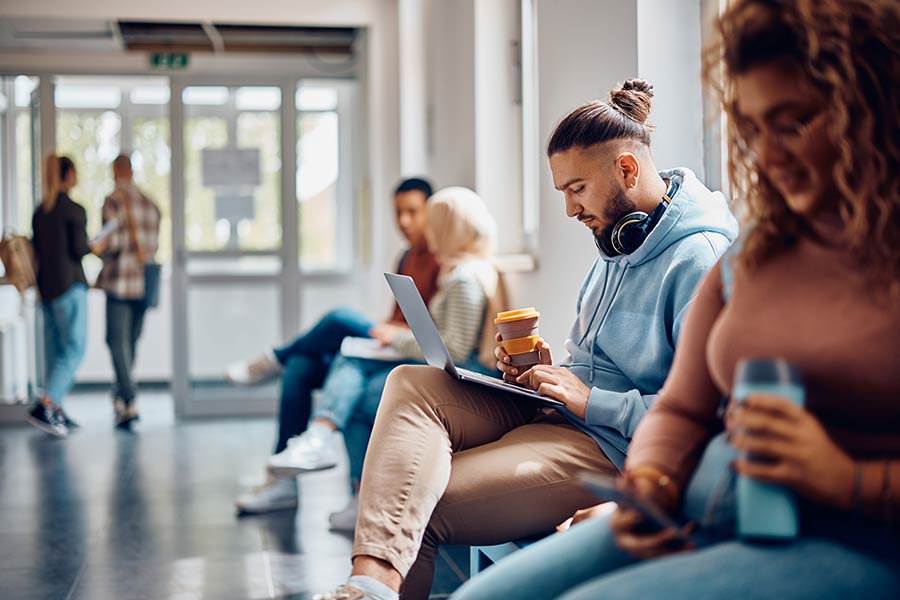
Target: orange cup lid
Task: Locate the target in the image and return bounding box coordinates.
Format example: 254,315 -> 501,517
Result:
495,307 -> 540,324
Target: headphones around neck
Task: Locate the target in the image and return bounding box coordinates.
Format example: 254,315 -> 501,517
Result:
606,194 -> 671,256
597,176 -> 680,257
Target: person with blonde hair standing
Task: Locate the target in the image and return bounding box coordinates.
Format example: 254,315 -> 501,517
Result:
95,154 -> 160,429
27,154 -> 101,437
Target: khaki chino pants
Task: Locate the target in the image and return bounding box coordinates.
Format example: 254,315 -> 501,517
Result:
352,365 -> 617,600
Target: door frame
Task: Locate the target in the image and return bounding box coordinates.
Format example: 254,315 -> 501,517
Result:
169,75 -> 300,418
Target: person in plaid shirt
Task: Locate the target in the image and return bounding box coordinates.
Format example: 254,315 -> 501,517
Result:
96,154 -> 160,428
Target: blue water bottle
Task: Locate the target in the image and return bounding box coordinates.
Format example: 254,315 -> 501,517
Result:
732,357 -> 804,541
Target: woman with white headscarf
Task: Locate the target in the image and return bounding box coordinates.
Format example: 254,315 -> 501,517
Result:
248,187 -> 507,528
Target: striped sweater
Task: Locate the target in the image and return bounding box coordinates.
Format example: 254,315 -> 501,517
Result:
389,262 -> 488,364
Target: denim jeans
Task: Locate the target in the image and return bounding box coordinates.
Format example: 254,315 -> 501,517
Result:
272,307 -> 375,453
272,306 -> 373,365
42,283 -> 88,405
343,374 -> 389,492
452,433 -> 900,600
313,355 -> 414,431
105,294 -> 148,404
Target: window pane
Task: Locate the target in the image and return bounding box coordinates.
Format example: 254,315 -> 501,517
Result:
55,84 -> 121,109
132,117 -> 172,263
130,85 -> 170,105
15,111 -> 34,233
14,75 -> 37,107
184,116 -> 229,250
235,86 -> 281,111
182,86 -> 228,106
296,87 -> 338,111
297,111 -> 339,269
236,111 -> 281,249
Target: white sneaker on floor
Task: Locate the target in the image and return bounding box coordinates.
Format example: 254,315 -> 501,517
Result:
328,495 -> 359,532
226,349 -> 281,386
269,424 -> 337,477
268,424 -> 338,476
234,474 -> 298,514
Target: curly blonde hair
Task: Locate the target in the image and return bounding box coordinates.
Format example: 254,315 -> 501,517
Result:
706,0 -> 900,298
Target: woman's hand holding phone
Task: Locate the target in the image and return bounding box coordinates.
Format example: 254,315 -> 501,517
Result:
608,470 -> 695,559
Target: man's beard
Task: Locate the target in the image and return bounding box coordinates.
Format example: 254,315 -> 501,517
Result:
594,189 -> 638,257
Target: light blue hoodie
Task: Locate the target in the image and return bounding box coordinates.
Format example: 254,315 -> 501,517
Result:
559,167 -> 738,470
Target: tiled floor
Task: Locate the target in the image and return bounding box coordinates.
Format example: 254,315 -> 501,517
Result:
0,392 -> 470,599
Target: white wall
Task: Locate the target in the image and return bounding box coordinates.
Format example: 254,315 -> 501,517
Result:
637,0 -> 705,177
426,0 -> 476,190
474,0 -> 523,254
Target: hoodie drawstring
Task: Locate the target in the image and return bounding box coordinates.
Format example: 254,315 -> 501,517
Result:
588,266 -> 628,384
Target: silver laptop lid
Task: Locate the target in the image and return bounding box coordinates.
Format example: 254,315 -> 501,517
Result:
384,273 -> 460,377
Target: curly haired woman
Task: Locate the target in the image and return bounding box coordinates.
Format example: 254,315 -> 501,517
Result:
450,1 -> 900,598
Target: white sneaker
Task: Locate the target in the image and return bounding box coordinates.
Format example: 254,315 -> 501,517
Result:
234,474 -> 298,514
226,350 -> 282,386
328,495 -> 359,532
267,424 -> 338,476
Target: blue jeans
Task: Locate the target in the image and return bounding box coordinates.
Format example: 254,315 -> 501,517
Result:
341,366 -> 394,492
452,434 -> 900,600
313,355 -> 413,431
42,283 -> 88,405
272,307 -> 374,453
105,294 -> 148,404
272,306 -> 374,365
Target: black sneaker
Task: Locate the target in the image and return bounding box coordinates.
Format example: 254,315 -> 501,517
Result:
26,402 -> 69,438
56,407 -> 80,429
114,398 -> 136,429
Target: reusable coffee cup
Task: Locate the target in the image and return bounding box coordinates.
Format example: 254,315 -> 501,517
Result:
732,357 -> 805,541
495,307 -> 542,370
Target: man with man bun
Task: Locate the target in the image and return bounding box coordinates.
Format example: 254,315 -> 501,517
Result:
315,80 -> 739,600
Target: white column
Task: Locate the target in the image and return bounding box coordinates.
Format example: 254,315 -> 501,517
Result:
473,0 -> 523,254
398,0 -> 429,176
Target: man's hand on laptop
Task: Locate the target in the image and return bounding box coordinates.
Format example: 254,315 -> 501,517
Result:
516,366 -> 589,417
495,333 -> 553,383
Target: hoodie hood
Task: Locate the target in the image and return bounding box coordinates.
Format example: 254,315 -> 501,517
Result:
605,168 -> 738,267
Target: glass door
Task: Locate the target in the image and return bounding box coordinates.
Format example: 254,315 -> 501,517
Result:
170,78 -> 299,417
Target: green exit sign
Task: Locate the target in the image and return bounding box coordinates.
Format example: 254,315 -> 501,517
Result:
150,52 -> 189,70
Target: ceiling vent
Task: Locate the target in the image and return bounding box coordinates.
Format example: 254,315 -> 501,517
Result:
117,21 -> 357,56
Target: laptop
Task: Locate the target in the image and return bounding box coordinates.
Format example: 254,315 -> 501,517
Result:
385,272 -> 565,407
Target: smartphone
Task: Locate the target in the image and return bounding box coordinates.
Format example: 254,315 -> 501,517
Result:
580,472 -> 691,543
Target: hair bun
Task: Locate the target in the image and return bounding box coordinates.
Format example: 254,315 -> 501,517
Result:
609,78 -> 654,124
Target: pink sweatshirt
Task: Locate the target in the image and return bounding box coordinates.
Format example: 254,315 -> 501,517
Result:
627,234 -> 900,523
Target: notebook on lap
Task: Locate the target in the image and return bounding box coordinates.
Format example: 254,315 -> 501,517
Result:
384,272 -> 565,407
